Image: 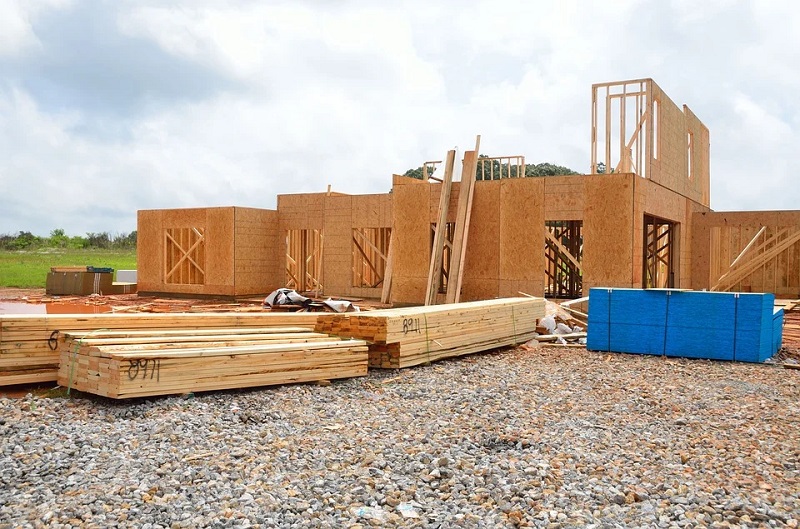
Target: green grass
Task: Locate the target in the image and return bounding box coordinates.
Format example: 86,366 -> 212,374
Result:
0,248 -> 137,288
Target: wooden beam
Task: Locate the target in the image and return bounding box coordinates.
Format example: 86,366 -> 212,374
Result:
380,233 -> 394,304
446,136 -> 481,304
425,149 -> 456,305
544,229 -> 583,272
712,228 -> 800,291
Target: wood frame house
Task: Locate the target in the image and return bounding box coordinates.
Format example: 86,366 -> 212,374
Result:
137,78 -> 800,301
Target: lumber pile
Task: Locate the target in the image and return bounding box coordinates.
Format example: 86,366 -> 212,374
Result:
0,312 -> 320,386
316,297 -> 546,368
58,327 -> 367,399
57,327 -> 368,398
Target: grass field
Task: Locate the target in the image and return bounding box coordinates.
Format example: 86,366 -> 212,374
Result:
0,249 -> 137,288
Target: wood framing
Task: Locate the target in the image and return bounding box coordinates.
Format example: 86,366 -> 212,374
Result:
286,229 -> 323,293
591,78 -> 710,208
446,137 -> 481,303
138,207 -> 281,297
692,211 -> 800,296
352,227 -> 391,288
135,78 -> 800,305
278,192 -> 393,299
426,149 -> 457,305
642,215 -> 676,289
545,221 -> 583,298
424,154 -> 525,181
164,227 -> 205,285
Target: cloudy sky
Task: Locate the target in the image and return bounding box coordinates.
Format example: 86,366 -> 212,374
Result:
1,0 -> 798,236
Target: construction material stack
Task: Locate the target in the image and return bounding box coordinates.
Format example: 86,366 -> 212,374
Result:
57,327 -> 368,398
1,312 -> 321,386
316,297 -> 546,368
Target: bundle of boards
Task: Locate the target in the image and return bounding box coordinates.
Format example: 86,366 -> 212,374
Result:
0,312 -> 321,386
58,326 -> 368,399
315,297 -> 546,368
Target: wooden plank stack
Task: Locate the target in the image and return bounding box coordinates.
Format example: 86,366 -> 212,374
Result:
0,312 -> 320,386
57,327 -> 367,399
316,297 -> 545,368
781,302 -> 800,349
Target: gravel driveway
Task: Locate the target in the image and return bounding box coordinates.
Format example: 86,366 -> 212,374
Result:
1,346 -> 798,528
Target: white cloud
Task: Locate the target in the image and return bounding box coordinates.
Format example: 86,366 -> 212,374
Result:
0,0 -> 71,57
1,0 -> 800,236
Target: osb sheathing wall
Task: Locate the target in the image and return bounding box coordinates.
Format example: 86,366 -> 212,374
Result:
391,173 -> 703,303
390,176 -> 545,304
276,192 -> 392,299
581,174 -> 637,290
138,207 -> 236,296
691,211 -> 800,296
632,175 -> 711,288
138,207 -> 281,297
233,207 -> 282,296
647,79 -> 710,207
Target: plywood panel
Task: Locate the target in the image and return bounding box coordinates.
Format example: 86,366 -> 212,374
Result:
389,176 -> 431,304
234,207 -> 281,296
544,176 -> 586,220
351,194 -> 390,228
582,174 -> 636,290
460,181 -> 500,300
499,178 -> 545,284
136,210 -> 163,291
321,195 -> 352,295
204,208 -> 235,295
647,80 -> 709,207
138,207 -> 237,297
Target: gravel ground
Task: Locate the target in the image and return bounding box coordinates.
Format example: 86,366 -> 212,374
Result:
1,346 -> 798,528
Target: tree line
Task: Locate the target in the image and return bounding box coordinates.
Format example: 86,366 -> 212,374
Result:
403,156 -> 581,180
0,229 -> 137,251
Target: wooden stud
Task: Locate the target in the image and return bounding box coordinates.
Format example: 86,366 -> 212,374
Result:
446,136 -> 481,303
425,149 -> 456,305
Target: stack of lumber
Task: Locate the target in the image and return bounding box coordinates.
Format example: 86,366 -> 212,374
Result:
57,326 -> 367,399
0,312 -> 320,386
316,297 -> 546,368
778,301 -> 800,359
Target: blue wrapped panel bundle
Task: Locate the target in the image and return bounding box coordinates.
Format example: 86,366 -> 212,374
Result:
587,288 -> 782,363
664,291 -> 736,361
587,289 -> 668,355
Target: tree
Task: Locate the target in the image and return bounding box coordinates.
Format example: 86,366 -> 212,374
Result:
403,159 -> 579,181
85,232 -> 111,249
595,162 -> 614,174
525,162 -> 579,177
49,229 -> 69,248
403,167 -> 427,180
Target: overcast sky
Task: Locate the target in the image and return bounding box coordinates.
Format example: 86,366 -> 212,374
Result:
1,0 -> 798,236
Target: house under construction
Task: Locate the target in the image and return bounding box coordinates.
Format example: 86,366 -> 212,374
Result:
137,78 -> 800,302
